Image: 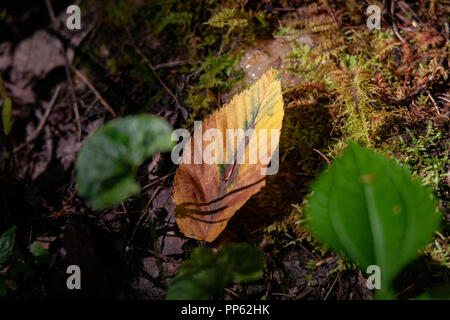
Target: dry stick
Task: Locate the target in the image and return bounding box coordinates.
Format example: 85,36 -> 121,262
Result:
393,22 -> 405,43
142,171 -> 175,191
323,269 -> 341,300
14,85 -> 61,153
126,28 -> 187,119
45,0 -> 58,30
329,104 -> 343,137
153,60 -> 189,70
438,96 -> 450,104
63,51 -> 82,140
71,68 -> 117,118
285,138 -> 331,166
427,92 -> 440,115
128,185 -> 163,246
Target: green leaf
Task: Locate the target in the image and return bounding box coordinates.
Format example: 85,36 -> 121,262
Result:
415,285 -> 450,300
30,242 -> 50,263
166,243 -> 264,300
217,243 -> 264,283
304,142 -> 442,293
30,242 -> 49,257
0,74 -> 12,136
0,226 -> 17,265
75,115 -> 174,209
1,96 -> 12,136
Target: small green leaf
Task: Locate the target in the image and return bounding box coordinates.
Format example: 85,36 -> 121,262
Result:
166,243 -> 263,300
218,243 -> 264,283
75,115 -> 174,209
1,96 -> 12,136
0,73 -> 12,136
30,242 -> 49,257
30,242 -> 50,263
0,226 -> 17,265
304,143 -> 442,293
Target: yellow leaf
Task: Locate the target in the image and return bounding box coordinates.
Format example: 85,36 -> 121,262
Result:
173,69 -> 284,242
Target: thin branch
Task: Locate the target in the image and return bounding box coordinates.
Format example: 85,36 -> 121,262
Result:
393,22 -> 405,43
71,67 -> 118,118
14,85 -> 61,153
63,51 -> 82,140
324,269 -> 341,300
154,60 -> 189,70
427,92 -> 440,115
45,0 -> 59,30
285,138 -> 331,166
126,28 -> 187,120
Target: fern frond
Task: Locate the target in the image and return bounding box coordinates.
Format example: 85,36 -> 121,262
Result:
156,11 -> 193,35
203,8 -> 247,29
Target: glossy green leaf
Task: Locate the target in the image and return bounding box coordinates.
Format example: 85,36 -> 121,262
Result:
166,243 -> 264,300
76,115 -> 174,209
304,142 -> 442,293
0,226 -> 17,265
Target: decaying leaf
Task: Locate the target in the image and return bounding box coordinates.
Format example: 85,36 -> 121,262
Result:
173,69 -> 284,242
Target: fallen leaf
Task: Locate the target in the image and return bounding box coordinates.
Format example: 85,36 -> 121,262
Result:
0,42 -> 12,71
173,69 -> 284,242
11,30 -> 65,86
56,134 -> 83,170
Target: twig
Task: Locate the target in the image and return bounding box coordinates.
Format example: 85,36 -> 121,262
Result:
14,86 -> 61,153
142,171 -> 175,190
329,104 -> 342,137
438,96 -> 450,104
72,67 -> 118,118
63,50 -> 82,140
427,92 -> 440,115
154,60 -> 189,70
45,0 -> 59,30
128,185 -> 163,246
126,28 -> 187,120
324,269 -> 341,300
398,1 -> 423,25
285,138 -> 331,166
393,22 -> 405,43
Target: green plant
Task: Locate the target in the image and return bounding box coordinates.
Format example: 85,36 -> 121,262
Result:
75,115 -> 174,209
30,242 -> 50,264
398,123 -> 449,193
0,226 -> 17,298
0,74 -> 12,136
166,243 -> 264,300
304,142 -> 442,299
156,11 -> 193,35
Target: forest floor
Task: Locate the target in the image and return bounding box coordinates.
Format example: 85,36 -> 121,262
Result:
0,0 -> 448,299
